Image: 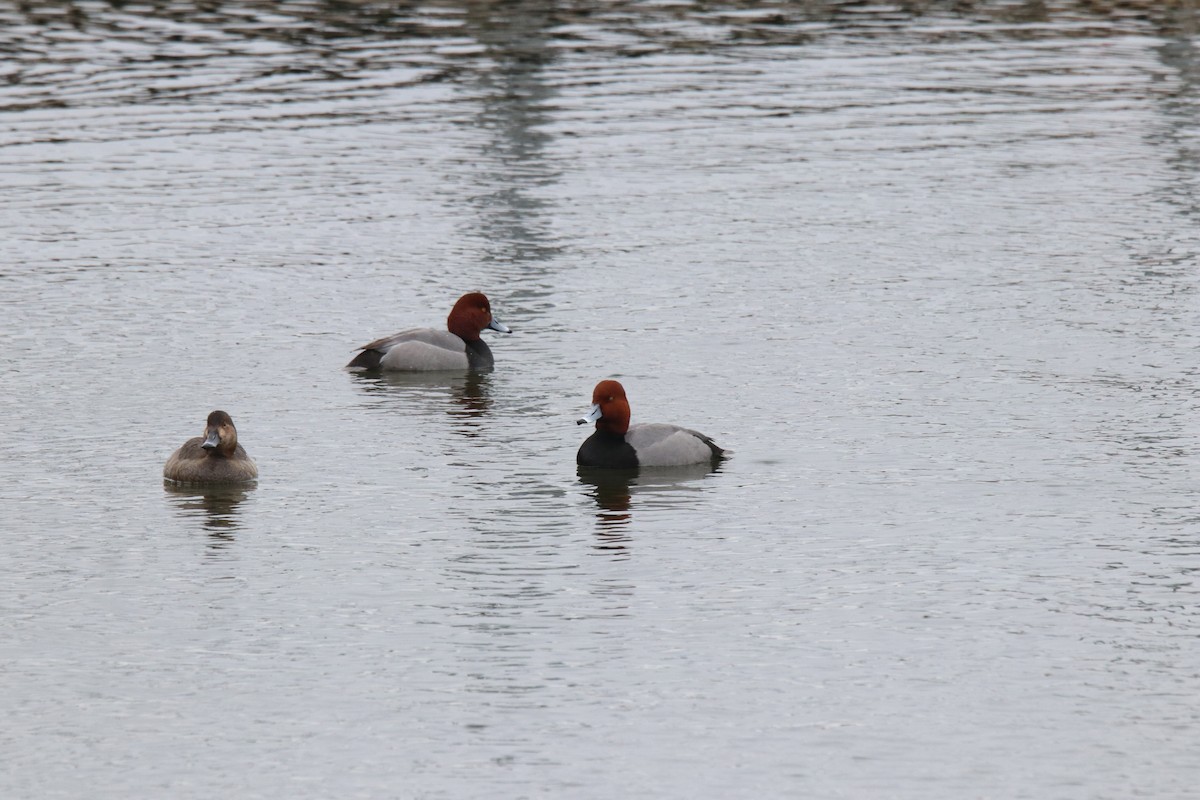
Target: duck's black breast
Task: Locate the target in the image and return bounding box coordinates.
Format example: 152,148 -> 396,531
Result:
576,430 -> 639,469
464,338 -> 494,371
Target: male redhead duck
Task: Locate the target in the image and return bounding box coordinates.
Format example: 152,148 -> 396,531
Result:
346,291 -> 511,371
164,410 -> 258,484
576,380 -> 725,468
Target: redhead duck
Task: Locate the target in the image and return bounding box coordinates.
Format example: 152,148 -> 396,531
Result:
163,410 -> 258,484
347,292 -> 511,371
576,380 -> 725,468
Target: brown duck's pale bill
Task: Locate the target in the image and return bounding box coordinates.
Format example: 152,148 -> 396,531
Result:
202,430 -> 221,450
488,318 -> 511,334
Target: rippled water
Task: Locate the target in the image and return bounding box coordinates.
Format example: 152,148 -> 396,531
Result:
3,2 -> 1200,798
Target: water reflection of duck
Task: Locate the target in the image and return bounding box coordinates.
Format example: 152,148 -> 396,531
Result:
346,292 -> 511,372
576,380 -> 725,468
163,410 -> 258,485
163,482 -> 251,537
350,369 -> 494,431
577,462 -> 722,544
578,466 -> 636,514
449,370 -> 493,420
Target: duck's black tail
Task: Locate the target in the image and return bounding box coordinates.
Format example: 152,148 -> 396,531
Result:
346,349 -> 382,370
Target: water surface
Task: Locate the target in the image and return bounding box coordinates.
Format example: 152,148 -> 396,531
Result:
2,2 -> 1199,798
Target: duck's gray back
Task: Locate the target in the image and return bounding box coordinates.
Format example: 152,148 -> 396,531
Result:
625,423 -> 721,467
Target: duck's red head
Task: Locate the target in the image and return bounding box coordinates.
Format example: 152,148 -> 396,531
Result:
579,379 -> 631,436
447,292 -> 510,341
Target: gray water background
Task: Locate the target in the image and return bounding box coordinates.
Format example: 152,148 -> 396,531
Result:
2,2 -> 1199,797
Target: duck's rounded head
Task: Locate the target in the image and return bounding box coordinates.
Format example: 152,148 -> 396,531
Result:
201,410 -> 240,457
578,379 -> 632,436
447,292 -> 511,341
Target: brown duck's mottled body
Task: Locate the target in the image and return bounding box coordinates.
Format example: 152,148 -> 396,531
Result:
163,410 -> 258,484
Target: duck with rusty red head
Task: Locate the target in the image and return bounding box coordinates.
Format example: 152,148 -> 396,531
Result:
346,292 -> 511,372
576,380 -> 725,469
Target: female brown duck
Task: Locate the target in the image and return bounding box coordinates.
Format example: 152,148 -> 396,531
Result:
163,410 -> 258,484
